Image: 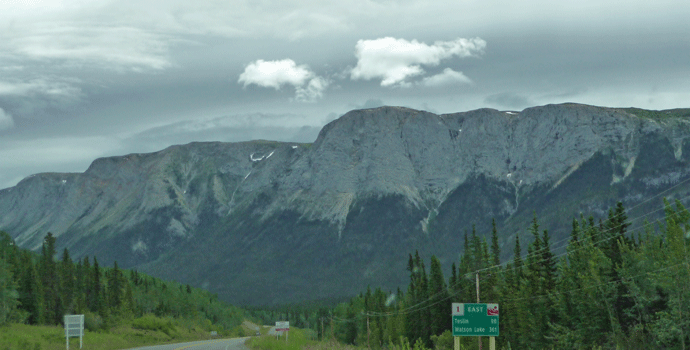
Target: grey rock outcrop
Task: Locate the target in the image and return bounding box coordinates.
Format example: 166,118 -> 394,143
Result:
1,103 -> 690,305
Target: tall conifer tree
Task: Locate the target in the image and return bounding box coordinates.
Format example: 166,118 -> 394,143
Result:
428,255 -> 449,336
18,251 -> 43,325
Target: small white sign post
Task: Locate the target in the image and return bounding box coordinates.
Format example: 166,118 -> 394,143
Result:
276,321 -> 290,342
64,314 -> 84,350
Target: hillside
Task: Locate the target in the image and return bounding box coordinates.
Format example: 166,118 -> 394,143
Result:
0,230 -> 248,349
2,103 -> 690,305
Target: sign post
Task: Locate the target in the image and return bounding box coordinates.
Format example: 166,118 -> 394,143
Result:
452,303 -> 498,350
276,321 -> 290,342
64,314 -> 84,350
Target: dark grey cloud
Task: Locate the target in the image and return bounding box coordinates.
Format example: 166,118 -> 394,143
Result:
1,0 -> 689,189
351,98 -> 385,110
484,93 -> 533,110
129,113 -> 322,150
0,107 -> 14,131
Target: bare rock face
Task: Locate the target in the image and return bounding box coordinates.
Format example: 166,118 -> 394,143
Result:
2,103 -> 690,305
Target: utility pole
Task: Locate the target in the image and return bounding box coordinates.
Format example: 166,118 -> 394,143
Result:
477,273 -> 482,350
321,317 -> 324,341
330,313 -> 334,341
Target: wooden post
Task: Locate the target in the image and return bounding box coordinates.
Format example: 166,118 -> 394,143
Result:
321,317 -> 324,341
477,273 -> 482,350
367,316 -> 371,350
331,314 -> 334,340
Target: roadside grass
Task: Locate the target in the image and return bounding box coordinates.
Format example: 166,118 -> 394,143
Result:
241,320 -> 261,336
303,340 -> 361,350
0,315 -> 241,350
247,327 -> 319,350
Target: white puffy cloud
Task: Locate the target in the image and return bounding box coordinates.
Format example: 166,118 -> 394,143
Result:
239,59 -> 312,89
350,37 -> 486,87
238,59 -> 328,102
0,108 -> 14,131
420,68 -> 473,87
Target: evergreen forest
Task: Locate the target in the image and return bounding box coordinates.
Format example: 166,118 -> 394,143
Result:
2,200 -> 690,349
0,231 -> 245,335
250,200 -> 690,350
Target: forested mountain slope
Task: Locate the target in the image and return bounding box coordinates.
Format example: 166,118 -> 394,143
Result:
2,103 -> 690,305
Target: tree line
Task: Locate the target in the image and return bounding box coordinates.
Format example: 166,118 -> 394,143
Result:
319,200 -> 689,349
0,231 -> 244,333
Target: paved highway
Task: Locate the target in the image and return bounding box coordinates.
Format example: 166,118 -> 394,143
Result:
123,336 -> 249,350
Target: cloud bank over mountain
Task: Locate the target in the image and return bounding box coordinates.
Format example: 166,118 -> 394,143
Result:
1,0 -> 688,190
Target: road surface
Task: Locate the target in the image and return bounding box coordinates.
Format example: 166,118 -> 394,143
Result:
123,337 -> 249,350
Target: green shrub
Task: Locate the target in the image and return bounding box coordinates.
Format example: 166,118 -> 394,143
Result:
430,330 -> 452,350
131,314 -> 179,337
85,311 -> 104,332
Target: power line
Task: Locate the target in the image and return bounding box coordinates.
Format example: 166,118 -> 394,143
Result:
382,201 -> 678,316
362,147 -> 690,319
502,259 -> 690,303
354,192 -> 690,319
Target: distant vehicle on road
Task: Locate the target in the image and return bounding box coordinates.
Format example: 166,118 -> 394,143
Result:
256,331 -> 261,336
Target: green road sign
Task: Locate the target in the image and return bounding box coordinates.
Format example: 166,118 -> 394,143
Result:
452,303 -> 499,337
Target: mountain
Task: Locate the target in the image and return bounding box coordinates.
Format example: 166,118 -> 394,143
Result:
2,103 -> 690,305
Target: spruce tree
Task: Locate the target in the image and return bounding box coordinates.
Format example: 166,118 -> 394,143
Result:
512,234 -> 522,286
0,257 -> 19,325
417,260 -> 431,347
486,220 -> 502,304
449,262 -> 458,299
39,232 -> 60,324
343,301 -> 358,344
74,259 -> 86,314
18,250 -> 43,325
60,248 -> 75,314
490,218 -> 500,266
404,253 -> 418,342
82,257 -> 92,313
107,261 -> 124,311
539,230 -> 557,294
428,255 -> 449,336
91,257 -> 102,314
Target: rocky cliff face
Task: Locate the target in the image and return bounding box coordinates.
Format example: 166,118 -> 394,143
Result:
2,103 -> 690,305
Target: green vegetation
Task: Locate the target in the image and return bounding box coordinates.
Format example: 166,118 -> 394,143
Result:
257,200 -> 690,350
0,321 -> 214,350
0,231 -> 246,349
3,193 -> 690,350
248,327 -> 316,350
623,107 -> 690,121
130,314 -> 179,337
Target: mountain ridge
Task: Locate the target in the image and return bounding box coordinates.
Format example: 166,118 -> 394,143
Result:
2,103 -> 690,305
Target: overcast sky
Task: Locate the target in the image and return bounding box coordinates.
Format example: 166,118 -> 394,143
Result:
1,0 -> 689,189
